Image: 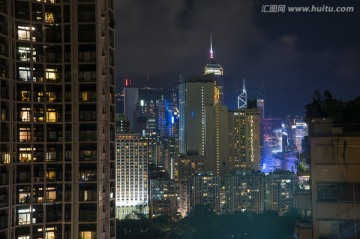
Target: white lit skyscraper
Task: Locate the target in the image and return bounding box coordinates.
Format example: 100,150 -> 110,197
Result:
0,1 -> 116,238
115,134 -> 149,220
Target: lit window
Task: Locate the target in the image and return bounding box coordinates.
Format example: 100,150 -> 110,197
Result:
18,66 -> 33,81
35,11 -> 42,20
20,91 -> 30,101
46,170 -> 56,180
45,12 -> 54,24
18,207 -> 34,225
17,236 -> 30,239
20,107 -> 31,122
46,187 -> 57,202
46,68 -> 57,81
37,0 -> 55,3
46,151 -> 56,161
81,91 -> 90,101
1,153 -> 11,164
18,190 -> 30,203
40,227 -> 57,239
18,46 -> 35,61
80,231 -> 96,239
46,111 -> 57,122
80,171 -> 96,181
34,108 -> 44,122
19,127 -> 31,142
46,92 -> 56,102
45,231 -> 55,239
37,92 -> 44,102
17,26 -> 35,41
19,148 -> 34,163
19,152 -> 32,163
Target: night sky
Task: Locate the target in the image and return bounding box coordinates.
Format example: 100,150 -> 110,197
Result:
115,0 -> 360,117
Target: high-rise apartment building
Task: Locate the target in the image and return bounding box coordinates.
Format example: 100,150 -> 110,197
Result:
228,109 -> 261,171
204,104 -> 230,176
115,134 -> 148,220
0,1 -> 116,238
190,172 -> 221,214
224,170 -> 265,214
310,119 -> 360,238
265,170 -> 297,215
149,179 -> 178,219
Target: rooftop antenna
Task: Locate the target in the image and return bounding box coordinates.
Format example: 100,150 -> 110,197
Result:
210,34 -> 214,59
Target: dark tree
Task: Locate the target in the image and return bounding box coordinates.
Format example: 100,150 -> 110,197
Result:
305,90 -> 360,124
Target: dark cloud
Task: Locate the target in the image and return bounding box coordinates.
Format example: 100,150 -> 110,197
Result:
116,0 -> 360,117
116,0 -> 261,79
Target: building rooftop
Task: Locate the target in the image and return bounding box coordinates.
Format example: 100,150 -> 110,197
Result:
310,118 -> 360,136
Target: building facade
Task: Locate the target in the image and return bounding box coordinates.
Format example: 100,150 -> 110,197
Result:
228,109 -> 261,171
224,170 -> 265,214
310,119 -> 360,238
123,87 -> 138,132
204,104 -> 229,176
190,172 -> 221,214
179,75 -> 216,156
115,134 -> 148,220
265,170 -> 297,215
149,179 -> 178,219
0,1 -> 116,238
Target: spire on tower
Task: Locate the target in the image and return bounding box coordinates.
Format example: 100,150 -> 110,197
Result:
210,34 -> 214,59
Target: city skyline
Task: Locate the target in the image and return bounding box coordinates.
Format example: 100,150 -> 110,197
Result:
116,0 -> 360,117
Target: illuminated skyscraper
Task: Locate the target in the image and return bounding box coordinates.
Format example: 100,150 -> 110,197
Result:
204,34 -> 224,104
179,75 -> 216,156
237,79 -> 247,109
116,134 -> 148,220
228,109 -> 261,171
156,97 -> 168,137
204,104 -> 230,176
0,1 -> 116,238
257,99 -> 265,119
291,120 -> 308,152
178,73 -> 226,179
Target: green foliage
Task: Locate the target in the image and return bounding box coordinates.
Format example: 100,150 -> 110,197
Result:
116,210 -> 298,239
296,151 -> 310,169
